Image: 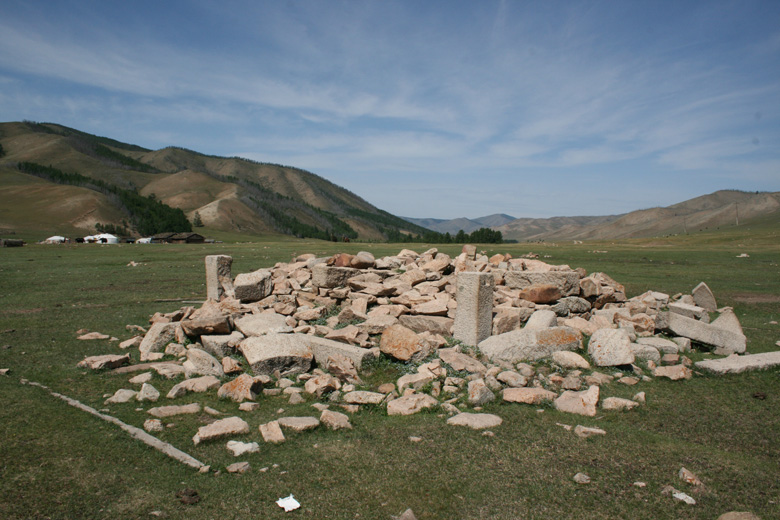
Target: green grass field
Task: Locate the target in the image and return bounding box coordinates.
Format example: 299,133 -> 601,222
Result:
1,226 -> 778,519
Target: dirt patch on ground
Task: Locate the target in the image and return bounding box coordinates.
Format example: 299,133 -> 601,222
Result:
730,293 -> 780,304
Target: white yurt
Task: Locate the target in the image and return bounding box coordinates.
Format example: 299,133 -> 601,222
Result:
135,237 -> 152,244
83,233 -> 119,244
43,236 -> 68,244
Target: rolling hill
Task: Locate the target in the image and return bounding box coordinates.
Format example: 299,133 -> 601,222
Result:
0,121 -> 431,240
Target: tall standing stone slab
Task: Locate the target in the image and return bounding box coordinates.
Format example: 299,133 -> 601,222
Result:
692,282 -> 717,312
454,272 -> 495,346
205,255 -> 234,301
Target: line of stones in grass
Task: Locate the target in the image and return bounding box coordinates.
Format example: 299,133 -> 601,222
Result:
76,245 -> 774,473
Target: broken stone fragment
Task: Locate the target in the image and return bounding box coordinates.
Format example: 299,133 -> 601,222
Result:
397,315 -> 453,336
692,282 -> 717,311
180,316 -> 230,337
573,473 -> 591,484
226,461 -> 250,474
143,419 -> 164,432
77,331 -> 110,340
446,412 -> 503,429
653,365 -> 693,380
233,269 -> 273,303
217,373 -> 258,402
277,416 -> 320,432
478,326 -> 582,364
342,391 -> 385,405
234,313 -> 294,337
387,393 -> 439,416
502,387 -> 557,404
467,379 -> 495,406
380,325 -> 431,362
601,397 -> 638,411
78,354 -> 130,370
320,409 -> 352,430
587,328 -> 635,366
136,383 -> 160,402
259,420 -> 285,443
139,322 -> 178,361
104,388 -> 137,404
193,416 -> 250,445
438,348 -> 487,374
148,403 -> 201,418
552,351 -> 590,369
226,440 -> 260,457
554,385 -> 599,416
659,312 -> 746,354
183,348 -> 225,378
574,425 -> 606,438
119,336 -> 143,349
695,352 -> 780,374
167,375 -> 221,398
239,333 -> 314,376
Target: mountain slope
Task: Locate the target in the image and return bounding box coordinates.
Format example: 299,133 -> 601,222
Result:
497,191 -> 780,241
0,121 -> 430,239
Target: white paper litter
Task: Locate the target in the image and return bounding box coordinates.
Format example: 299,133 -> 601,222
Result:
276,494 -> 301,512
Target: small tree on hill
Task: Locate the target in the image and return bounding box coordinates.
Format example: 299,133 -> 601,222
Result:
192,211 -> 203,227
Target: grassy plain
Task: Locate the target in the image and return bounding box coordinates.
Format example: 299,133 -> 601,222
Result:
0,223 -> 778,519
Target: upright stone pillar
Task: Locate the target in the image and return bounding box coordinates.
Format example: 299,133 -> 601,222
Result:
453,271 -> 494,346
205,255 -> 234,301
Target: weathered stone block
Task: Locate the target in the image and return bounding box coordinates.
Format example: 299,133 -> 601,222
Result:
478,327 -> 582,364
234,269 -> 273,303
205,255 -> 234,301
504,271 -> 581,296
453,272 -> 495,346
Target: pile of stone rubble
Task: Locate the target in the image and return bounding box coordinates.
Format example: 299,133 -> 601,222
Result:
79,246 -> 780,448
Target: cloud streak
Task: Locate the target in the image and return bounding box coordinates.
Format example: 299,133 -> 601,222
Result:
0,0 -> 778,218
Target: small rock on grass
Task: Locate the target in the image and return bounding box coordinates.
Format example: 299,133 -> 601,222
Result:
679,467 -> 703,486
574,425 -> 606,438
226,461 -> 250,474
717,513 -> 761,520
446,412 -> 502,430
226,440 -> 260,457
143,419 -> 164,432
573,472 -> 591,484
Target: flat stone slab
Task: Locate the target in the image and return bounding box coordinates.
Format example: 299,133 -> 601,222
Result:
234,313 -> 293,337
277,416 -> 320,432
387,394 -> 439,416
660,312 -> 746,354
446,412 -> 503,430
193,416 -> 250,445
342,391 -> 385,405
478,327 -> 582,364
695,352 -> 780,374
239,333 -> 314,376
148,403 -> 202,418
503,387 -> 557,404
78,354 -> 130,370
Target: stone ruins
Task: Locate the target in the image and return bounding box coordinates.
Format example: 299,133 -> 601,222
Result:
79,246 -> 780,459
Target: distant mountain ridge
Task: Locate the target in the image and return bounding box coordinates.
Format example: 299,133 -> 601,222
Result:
407,192 -> 780,241
403,213 -> 516,235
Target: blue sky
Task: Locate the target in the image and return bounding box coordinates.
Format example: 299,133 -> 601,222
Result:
1,0 -> 778,219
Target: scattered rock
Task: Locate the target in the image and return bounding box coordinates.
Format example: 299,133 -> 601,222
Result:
320,409 -> 352,430
387,393 -> 439,416
446,412 -> 503,429
143,419 -> 164,432
226,440 -> 260,457
193,417 -> 251,445
574,425 -> 606,438
226,461 -> 250,474
148,403 -> 201,418
588,329 -> 634,366
259,420 -> 286,443
78,354 -> 130,370
278,416 -> 320,432
573,472 -> 591,484
555,386 -> 599,416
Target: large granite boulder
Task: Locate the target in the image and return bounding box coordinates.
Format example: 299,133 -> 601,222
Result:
478,327 -> 582,364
